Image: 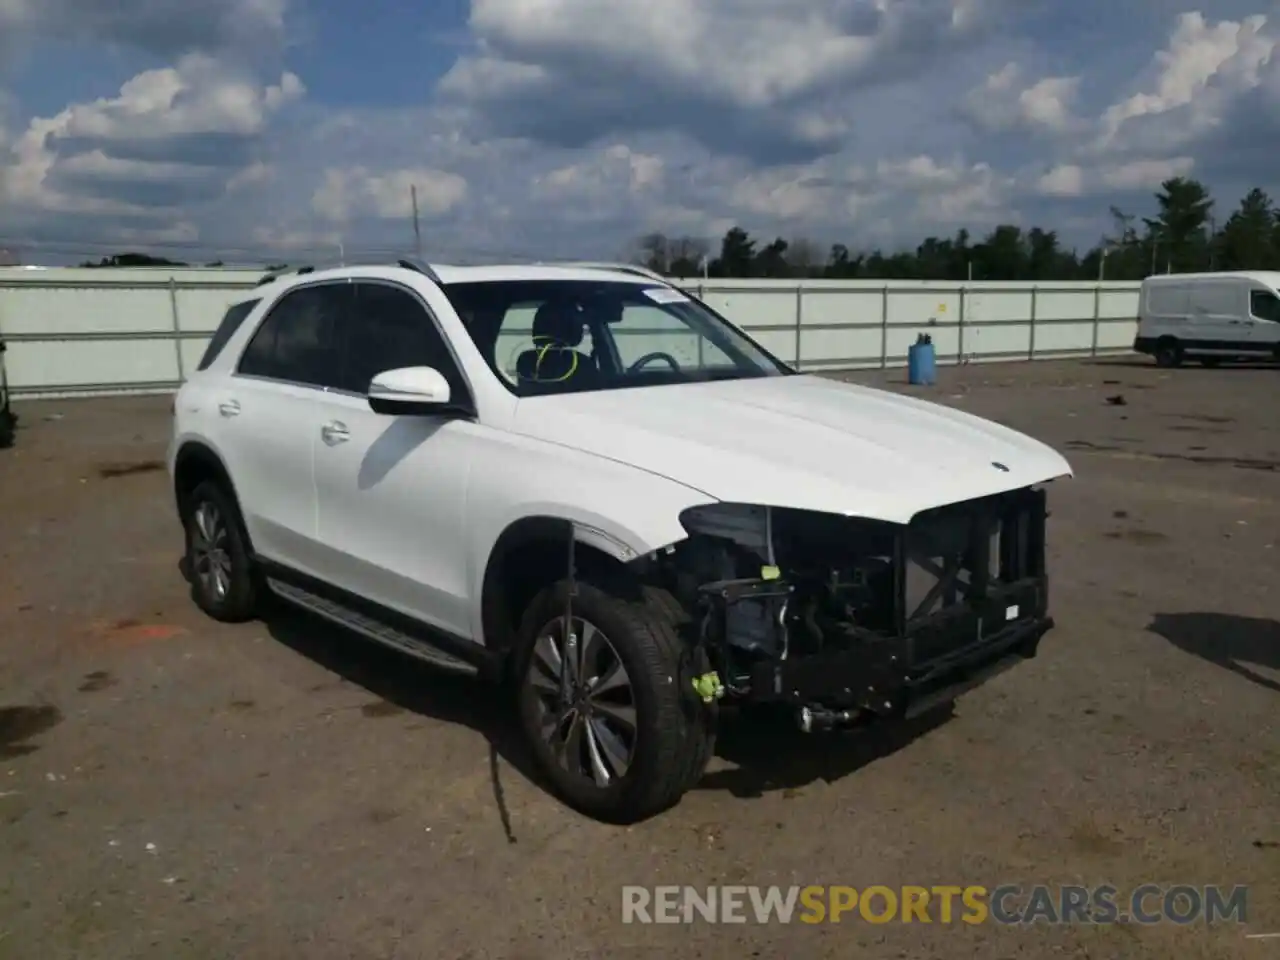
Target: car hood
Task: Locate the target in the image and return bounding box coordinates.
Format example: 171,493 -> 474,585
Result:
510,374 -> 1073,524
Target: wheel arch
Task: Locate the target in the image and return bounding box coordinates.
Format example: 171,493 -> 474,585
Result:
172,441 -> 251,545
478,514 -> 663,657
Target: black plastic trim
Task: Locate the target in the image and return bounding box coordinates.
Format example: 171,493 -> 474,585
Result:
255,558 -> 503,678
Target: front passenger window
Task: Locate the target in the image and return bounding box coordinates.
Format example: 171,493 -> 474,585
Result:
342,283 -> 469,402
1250,290 -> 1280,323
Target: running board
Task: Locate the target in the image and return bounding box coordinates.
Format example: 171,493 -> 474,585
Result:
266,577 -> 480,677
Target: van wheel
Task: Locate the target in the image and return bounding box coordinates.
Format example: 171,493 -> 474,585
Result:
1154,339 -> 1182,368
514,579 -> 716,824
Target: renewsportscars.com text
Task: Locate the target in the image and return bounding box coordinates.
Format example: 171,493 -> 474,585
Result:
621,884 -> 1248,925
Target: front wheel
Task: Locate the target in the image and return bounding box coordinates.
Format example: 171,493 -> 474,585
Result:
1154,339 -> 1182,368
514,580 -> 716,823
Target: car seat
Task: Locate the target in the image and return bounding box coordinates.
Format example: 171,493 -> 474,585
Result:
515,300 -> 599,387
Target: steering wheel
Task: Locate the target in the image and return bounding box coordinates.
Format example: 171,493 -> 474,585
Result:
626,351 -> 682,374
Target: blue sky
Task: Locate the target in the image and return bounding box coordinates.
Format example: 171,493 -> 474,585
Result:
0,1 -> 1276,265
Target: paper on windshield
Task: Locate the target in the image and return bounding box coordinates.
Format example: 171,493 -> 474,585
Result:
642,286 -> 690,305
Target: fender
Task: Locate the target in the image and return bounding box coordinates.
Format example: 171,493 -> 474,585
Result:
170,438 -> 246,531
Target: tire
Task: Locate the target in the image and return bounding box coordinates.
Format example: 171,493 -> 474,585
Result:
514,579 -> 716,823
0,410 -> 13,449
181,479 -> 260,623
1154,339 -> 1182,368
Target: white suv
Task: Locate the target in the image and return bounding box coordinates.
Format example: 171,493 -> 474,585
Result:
168,258 -> 1072,822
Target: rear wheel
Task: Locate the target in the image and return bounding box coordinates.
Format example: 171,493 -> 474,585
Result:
514,579 -> 716,823
1154,339 -> 1183,368
182,480 -> 260,622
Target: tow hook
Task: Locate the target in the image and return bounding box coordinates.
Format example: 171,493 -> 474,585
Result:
797,705 -> 857,733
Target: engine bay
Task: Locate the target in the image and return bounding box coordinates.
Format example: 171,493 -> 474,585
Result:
660,505 -> 900,685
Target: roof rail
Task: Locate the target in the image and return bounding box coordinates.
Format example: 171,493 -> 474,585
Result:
254,264 -> 316,286
395,257 -> 444,285
560,261 -> 669,283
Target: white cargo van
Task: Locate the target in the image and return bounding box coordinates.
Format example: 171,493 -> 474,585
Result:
1134,271 -> 1280,367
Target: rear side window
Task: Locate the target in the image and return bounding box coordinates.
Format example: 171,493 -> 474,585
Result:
197,298 -> 260,370
237,284 -> 350,387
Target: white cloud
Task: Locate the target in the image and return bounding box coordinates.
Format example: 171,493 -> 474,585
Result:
1097,157 -> 1196,190
2,3 -> 1279,262
1094,12 -> 1279,154
312,167 -> 468,222
965,63 -> 1083,134
0,0 -> 289,69
441,0 -> 1011,160
42,58 -> 300,143
1,54 -> 302,223
1037,165 -> 1085,197
955,12 -> 1280,211
1034,157 -> 1196,198
250,224 -> 342,251
534,144 -> 665,202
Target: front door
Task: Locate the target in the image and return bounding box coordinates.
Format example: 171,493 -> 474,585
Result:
1185,280 -> 1246,355
309,280 -> 478,640
1247,287 -> 1280,355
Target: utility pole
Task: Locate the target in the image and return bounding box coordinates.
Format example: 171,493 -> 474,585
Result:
410,184 -> 422,258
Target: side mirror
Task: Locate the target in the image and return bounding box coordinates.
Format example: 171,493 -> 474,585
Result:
367,366 -> 458,416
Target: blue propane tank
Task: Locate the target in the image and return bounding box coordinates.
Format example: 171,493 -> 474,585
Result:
907,333 -> 936,386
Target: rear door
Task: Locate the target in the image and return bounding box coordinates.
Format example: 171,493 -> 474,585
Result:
220,281 -> 350,575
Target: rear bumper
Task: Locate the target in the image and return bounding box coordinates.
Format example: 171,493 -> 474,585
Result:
1133,336 -> 1157,355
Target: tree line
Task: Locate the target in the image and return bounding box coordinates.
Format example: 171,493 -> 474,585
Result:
62,176 -> 1278,281
631,178 -> 1280,282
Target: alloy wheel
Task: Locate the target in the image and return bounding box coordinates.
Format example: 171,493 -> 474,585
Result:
527,615 -> 637,788
191,501 -> 232,602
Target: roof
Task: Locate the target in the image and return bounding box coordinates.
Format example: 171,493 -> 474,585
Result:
249,259 -> 667,293
1143,270 -> 1280,286
429,263 -> 663,284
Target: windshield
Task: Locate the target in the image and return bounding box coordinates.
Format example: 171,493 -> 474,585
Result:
441,279 -> 792,397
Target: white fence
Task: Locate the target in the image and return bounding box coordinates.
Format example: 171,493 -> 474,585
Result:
0,267 -> 1142,399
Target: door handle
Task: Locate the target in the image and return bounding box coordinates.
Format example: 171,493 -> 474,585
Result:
218,400 -> 240,417
320,420 -> 349,444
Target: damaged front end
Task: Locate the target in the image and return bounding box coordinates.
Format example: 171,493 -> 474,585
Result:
652,490 -> 1053,731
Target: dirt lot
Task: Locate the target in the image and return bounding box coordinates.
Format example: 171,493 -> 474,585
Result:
0,357 -> 1278,959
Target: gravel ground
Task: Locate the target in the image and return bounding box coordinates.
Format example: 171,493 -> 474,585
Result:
0,357 -> 1277,959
